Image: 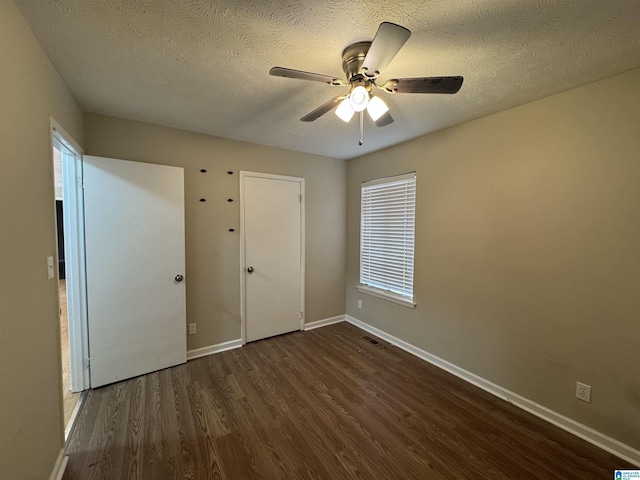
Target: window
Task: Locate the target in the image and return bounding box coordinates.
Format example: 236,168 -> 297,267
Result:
358,172 -> 416,308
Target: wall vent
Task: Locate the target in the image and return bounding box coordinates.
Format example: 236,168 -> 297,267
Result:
362,335 -> 381,346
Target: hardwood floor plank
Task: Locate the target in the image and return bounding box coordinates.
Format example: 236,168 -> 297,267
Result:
64,323 -> 635,480
171,365 -> 207,479
83,381 -> 133,480
119,376 -> 145,480
137,372 -> 174,480
158,367 -> 186,479
215,432 -> 265,479
183,379 -> 226,480
139,371 -> 168,479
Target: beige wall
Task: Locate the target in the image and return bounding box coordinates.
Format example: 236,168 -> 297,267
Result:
83,113 -> 347,350
3,0 -> 637,472
0,0 -> 84,478
346,67 -> 640,450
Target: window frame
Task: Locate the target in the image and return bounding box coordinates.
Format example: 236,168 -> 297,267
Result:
357,172 -> 416,309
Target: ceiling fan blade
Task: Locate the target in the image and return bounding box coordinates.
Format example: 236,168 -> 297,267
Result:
362,22 -> 411,78
382,76 -> 464,94
374,111 -> 394,127
270,67 -> 346,86
300,96 -> 347,122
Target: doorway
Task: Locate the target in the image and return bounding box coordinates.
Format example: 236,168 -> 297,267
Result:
51,120 -> 88,436
240,172 -> 305,343
53,142 -> 77,427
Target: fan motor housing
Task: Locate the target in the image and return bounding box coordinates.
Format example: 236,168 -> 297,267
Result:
341,41 -> 371,82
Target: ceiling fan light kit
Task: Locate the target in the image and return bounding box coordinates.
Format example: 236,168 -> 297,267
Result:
335,98 -> 355,122
365,96 -> 389,121
335,94 -> 388,123
348,85 -> 369,112
269,21 -> 463,144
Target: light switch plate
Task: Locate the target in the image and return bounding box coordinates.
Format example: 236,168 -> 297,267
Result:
47,256 -> 55,280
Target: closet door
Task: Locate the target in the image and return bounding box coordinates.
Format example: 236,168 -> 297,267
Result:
241,171 -> 304,343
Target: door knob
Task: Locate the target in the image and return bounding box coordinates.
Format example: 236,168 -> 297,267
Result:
175,274 -> 184,282
247,266 -> 254,273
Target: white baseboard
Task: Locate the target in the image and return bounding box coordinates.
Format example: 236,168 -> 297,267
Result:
304,315 -> 346,331
186,316 -> 349,361
187,338 -> 243,361
65,390 -> 87,441
49,448 -> 68,480
346,315 -> 640,467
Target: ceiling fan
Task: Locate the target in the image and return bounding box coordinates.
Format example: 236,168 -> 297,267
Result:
269,22 -> 463,143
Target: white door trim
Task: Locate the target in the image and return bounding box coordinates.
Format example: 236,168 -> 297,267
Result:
50,118 -> 89,392
50,118 -> 83,156
239,171 -> 305,344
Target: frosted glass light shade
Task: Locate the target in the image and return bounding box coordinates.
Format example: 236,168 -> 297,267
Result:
367,96 -> 389,121
349,86 -> 369,112
335,98 -> 355,122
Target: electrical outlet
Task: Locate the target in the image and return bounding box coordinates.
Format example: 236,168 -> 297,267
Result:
188,323 -> 197,335
576,382 -> 591,403
357,300 -> 362,309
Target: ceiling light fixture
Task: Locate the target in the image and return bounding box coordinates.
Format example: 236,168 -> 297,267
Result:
366,96 -> 389,121
335,98 -> 355,123
348,85 -> 369,112
269,20 -> 465,145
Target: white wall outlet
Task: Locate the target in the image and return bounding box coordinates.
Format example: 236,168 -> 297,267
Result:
357,300 -> 362,309
576,382 -> 591,402
188,323 -> 197,335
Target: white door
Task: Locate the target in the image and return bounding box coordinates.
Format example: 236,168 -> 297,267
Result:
84,156 -> 186,388
241,172 -> 304,343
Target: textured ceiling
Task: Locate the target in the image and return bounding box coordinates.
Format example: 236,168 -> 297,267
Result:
15,0 -> 640,159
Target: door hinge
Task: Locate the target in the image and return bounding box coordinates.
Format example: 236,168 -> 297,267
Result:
300,311 -> 304,320
78,176 -> 85,189
84,358 -> 90,369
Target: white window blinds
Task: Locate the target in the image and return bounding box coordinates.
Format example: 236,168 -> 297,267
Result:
360,172 -> 416,302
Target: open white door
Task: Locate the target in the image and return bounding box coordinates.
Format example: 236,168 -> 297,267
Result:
84,156 -> 186,388
241,172 -> 304,343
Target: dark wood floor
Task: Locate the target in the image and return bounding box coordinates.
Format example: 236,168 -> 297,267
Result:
63,322 -> 632,479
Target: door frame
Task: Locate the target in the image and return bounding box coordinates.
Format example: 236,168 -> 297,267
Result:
50,118 -> 90,392
239,171 -> 305,344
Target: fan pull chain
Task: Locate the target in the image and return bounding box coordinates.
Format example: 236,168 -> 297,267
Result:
359,111 -> 364,146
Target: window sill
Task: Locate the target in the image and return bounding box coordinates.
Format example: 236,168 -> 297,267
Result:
356,285 -> 416,309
